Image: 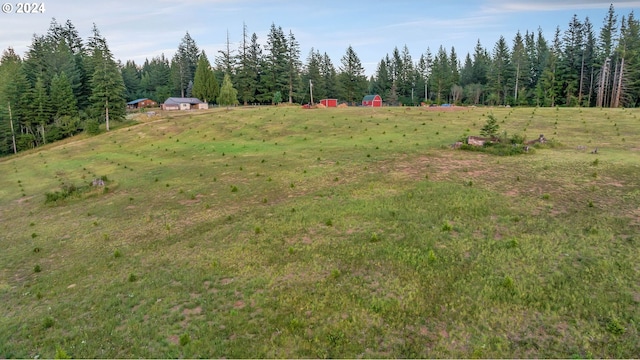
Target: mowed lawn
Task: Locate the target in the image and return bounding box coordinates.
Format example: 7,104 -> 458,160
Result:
0,106 -> 639,358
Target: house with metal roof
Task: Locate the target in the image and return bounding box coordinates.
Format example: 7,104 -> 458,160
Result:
161,97 -> 209,111
126,98 -> 158,109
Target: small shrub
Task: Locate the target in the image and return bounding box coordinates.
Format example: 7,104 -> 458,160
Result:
179,333 -> 191,346
230,185 -> 238,193
43,316 -> 55,329
370,233 -> 380,242
85,119 -> 100,135
128,273 -> 138,282
330,269 -> 341,279
480,114 -> 500,138
325,219 -> 333,226
441,221 -> 453,232
114,249 -> 122,258
427,249 -> 437,263
54,346 -> 71,359
34,264 -> 42,273
606,317 -> 626,335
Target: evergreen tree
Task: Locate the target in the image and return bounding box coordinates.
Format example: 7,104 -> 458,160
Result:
539,28 -> 563,107
88,25 -> 125,131
27,76 -> 51,145
337,45 -> 367,104
236,23 -> 253,105
140,55 -> 171,102
303,49 -> 325,102
247,33 -> 264,103
0,48 -> 27,154
449,47 -> 461,104
489,36 -> 513,105
217,73 -> 239,109
50,72 -> 78,118
512,31 -> 529,105
286,30 -> 302,103
171,32 -> 199,97
264,24 -> 289,103
561,14 -> 585,106
618,12 -> 640,106
50,72 -> 80,138
373,57 -> 391,101
430,46 -> 450,104
216,29 -> 235,77
582,17 -> 599,106
192,51 -> 219,104
320,52 -> 338,100
121,60 -> 141,101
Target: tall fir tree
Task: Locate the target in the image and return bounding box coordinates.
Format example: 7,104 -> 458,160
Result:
88,25 -> 125,131
286,30 -> 302,103
264,24 -> 289,103
171,32 -> 199,98
337,45 -> 367,104
192,51 -> 219,104
121,60 -> 141,101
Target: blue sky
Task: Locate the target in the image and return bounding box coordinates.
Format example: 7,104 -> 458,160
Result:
1,0 -> 639,76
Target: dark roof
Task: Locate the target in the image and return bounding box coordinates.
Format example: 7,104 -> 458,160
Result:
127,98 -> 152,105
163,97 -> 204,105
363,95 -> 380,101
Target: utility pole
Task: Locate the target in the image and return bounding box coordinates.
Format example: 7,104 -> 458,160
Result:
309,79 -> 314,106
8,102 -> 16,154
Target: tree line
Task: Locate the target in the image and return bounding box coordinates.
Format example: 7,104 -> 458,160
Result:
0,5 -> 639,156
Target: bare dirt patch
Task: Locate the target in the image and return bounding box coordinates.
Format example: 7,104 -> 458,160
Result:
182,306 -> 202,316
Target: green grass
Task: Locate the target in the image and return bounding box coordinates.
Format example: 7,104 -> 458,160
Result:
1,106 -> 639,358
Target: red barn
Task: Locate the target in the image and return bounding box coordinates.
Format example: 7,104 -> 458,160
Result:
362,94 -> 382,107
320,99 -> 338,107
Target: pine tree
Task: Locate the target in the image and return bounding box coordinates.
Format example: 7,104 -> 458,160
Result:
489,36 -> 514,105
303,49 -> 325,103
286,30 -> 302,103
217,73 -> 238,109
192,51 -> 219,104
88,25 -> 125,131
512,31 -> 529,105
0,48 -> 27,154
50,72 -> 78,118
337,45 -> 367,104
264,24 -> 289,103
27,76 -> 51,145
320,52 -> 338,100
216,29 -> 235,77
430,46 -> 450,104
171,32 -> 199,97
236,23 -> 253,105
121,60 -> 141,101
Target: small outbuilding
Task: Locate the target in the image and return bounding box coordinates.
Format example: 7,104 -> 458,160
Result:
127,98 -> 158,109
319,99 -> 338,107
362,94 -> 382,107
161,97 -> 209,111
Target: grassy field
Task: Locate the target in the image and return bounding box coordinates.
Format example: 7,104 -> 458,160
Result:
0,106 -> 639,358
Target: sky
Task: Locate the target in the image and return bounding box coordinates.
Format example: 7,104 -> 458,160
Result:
1,0 -> 639,76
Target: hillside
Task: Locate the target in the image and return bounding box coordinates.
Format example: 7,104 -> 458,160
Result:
1,106 -> 639,358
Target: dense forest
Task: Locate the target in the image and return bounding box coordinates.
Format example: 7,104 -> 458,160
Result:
0,5 -> 639,156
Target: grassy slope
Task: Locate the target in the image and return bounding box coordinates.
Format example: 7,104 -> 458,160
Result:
0,106 -> 639,358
